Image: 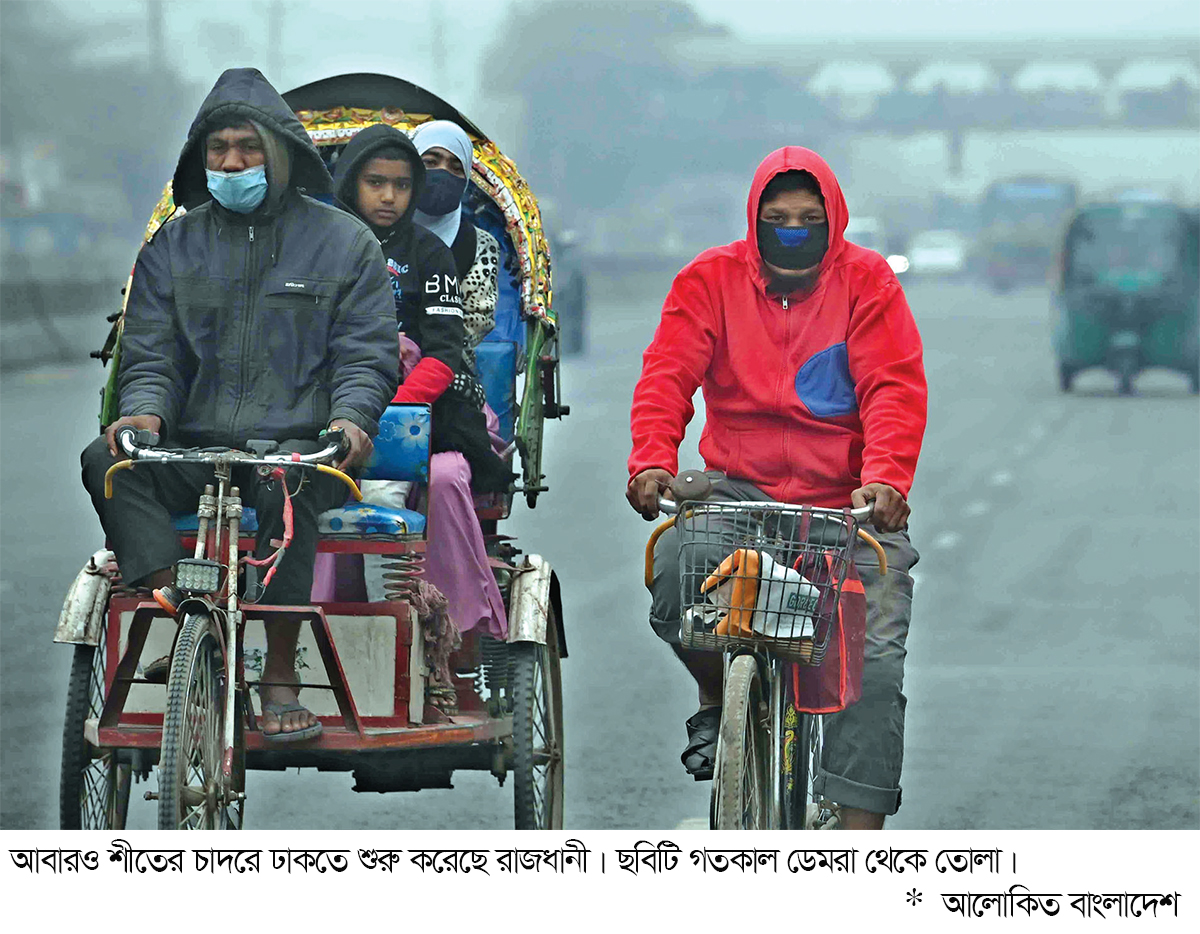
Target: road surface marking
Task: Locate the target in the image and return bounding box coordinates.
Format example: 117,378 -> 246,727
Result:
989,470 -> 1014,486
963,500 -> 990,518
676,817 -> 708,830
931,531 -> 962,550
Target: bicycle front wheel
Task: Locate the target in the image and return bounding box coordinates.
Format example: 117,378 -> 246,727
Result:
157,611 -> 231,830
711,654 -> 770,829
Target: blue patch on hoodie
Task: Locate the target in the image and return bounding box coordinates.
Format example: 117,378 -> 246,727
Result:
795,342 -> 858,417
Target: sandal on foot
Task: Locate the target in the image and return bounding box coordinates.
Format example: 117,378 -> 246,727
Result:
259,700 -> 323,744
426,684 -> 459,716
681,706 -> 721,781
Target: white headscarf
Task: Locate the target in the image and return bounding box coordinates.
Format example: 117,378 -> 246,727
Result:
411,120 -> 474,247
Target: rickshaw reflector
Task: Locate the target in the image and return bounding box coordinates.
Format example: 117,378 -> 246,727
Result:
174,559 -> 221,595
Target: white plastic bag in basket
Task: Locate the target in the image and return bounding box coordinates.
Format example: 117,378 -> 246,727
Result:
705,550 -> 820,639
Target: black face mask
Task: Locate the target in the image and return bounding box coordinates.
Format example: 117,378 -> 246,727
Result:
417,168 -> 467,216
757,220 -> 829,271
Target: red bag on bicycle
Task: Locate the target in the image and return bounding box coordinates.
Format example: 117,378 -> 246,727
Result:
791,551 -> 866,714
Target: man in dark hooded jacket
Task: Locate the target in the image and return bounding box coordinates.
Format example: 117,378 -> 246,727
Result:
80,68 -> 398,742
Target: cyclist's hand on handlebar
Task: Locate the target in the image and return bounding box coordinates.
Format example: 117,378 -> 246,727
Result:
852,482 -> 909,533
328,418 -> 372,472
626,468 -> 674,521
105,415 -> 162,458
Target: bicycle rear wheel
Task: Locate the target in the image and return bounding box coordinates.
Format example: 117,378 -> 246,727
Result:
711,654 -> 769,829
157,611 -> 231,830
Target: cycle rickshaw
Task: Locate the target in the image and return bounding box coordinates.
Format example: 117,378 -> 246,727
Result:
57,73 -> 569,830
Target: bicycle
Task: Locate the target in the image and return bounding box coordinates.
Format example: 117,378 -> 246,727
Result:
648,470 -> 887,830
100,426 -> 359,829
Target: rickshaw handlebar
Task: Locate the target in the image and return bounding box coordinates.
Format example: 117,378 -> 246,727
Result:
106,428 -> 363,502
117,427 -> 346,467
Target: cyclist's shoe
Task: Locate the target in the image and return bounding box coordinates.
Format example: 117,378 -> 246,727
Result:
682,706 -> 721,781
152,584 -> 183,617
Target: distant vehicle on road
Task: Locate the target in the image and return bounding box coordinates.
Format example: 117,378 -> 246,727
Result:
1052,199 -> 1199,394
845,216 -> 908,275
979,177 -> 1078,292
905,229 -> 968,278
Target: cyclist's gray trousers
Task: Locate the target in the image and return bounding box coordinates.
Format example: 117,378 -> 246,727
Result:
649,473 -> 919,816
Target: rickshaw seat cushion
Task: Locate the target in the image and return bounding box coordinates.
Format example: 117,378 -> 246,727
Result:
173,508 -> 258,533
360,404 -> 431,483
475,340 -> 517,441
318,501 -> 426,537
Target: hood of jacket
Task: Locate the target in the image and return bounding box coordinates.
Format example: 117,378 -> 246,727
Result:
332,123 -> 426,236
744,146 -> 849,293
172,67 -> 332,211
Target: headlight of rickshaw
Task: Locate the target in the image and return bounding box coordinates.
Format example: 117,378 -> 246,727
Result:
174,559 -> 222,595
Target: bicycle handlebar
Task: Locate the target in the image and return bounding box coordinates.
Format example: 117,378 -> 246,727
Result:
655,495 -> 874,523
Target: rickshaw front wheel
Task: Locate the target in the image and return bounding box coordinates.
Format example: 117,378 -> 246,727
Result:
157,611 -> 231,830
60,608 -> 131,829
511,611 -> 564,829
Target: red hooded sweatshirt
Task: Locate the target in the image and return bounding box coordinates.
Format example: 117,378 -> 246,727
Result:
628,147 -> 927,507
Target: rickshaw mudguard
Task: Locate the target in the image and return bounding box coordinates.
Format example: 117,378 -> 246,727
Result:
54,549 -> 116,646
506,554 -> 567,656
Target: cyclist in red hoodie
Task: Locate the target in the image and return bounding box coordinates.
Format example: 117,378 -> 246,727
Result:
627,147 -> 926,829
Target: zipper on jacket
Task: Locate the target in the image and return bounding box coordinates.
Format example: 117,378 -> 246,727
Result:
782,295 -> 789,309
228,225 -> 256,439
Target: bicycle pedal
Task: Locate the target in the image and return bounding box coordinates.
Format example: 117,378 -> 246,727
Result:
143,791 -> 159,801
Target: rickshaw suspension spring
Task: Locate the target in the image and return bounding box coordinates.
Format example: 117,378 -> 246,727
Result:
379,553 -> 424,601
479,635 -> 510,695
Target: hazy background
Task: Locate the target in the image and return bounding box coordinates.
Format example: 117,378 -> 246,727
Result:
2,1 -> 1198,831
3,0 -> 1198,285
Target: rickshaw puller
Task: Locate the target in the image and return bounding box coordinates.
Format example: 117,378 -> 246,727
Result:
627,149 -> 927,829
80,68 -> 398,742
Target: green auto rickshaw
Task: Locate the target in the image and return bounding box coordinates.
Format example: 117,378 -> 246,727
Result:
1052,200 -> 1199,395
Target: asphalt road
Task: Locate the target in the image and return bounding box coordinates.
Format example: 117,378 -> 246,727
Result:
2,272 -> 1197,829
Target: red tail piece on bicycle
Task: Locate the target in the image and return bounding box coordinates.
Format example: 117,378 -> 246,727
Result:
792,551 -> 866,714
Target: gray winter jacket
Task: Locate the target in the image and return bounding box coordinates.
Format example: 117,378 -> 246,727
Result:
118,68 -> 397,446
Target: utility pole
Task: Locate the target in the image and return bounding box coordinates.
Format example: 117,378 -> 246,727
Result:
268,0 -> 283,86
430,0 -> 447,95
147,0 -> 164,73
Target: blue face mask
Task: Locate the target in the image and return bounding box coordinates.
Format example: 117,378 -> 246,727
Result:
205,165 -> 268,213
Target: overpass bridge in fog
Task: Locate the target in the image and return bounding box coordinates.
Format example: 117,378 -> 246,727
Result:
671,33 -> 1200,87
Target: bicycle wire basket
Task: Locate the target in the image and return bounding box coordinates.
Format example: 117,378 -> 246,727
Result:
677,501 -> 860,665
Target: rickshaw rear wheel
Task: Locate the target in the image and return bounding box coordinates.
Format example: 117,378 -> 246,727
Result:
511,610 -> 564,829
157,612 -> 230,830
60,609 -> 131,829
711,654 -> 770,829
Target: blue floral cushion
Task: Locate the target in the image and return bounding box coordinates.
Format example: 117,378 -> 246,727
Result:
173,508 -> 258,533
318,502 -> 426,537
360,404 -> 431,483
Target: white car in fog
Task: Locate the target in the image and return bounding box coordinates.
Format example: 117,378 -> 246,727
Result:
905,229 -> 968,277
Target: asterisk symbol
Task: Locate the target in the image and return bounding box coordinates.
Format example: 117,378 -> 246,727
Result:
906,889 -> 923,906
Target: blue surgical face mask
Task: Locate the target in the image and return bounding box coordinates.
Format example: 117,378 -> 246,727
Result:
205,165 -> 268,213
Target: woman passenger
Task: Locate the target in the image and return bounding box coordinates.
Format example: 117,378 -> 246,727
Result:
411,120 -> 502,366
